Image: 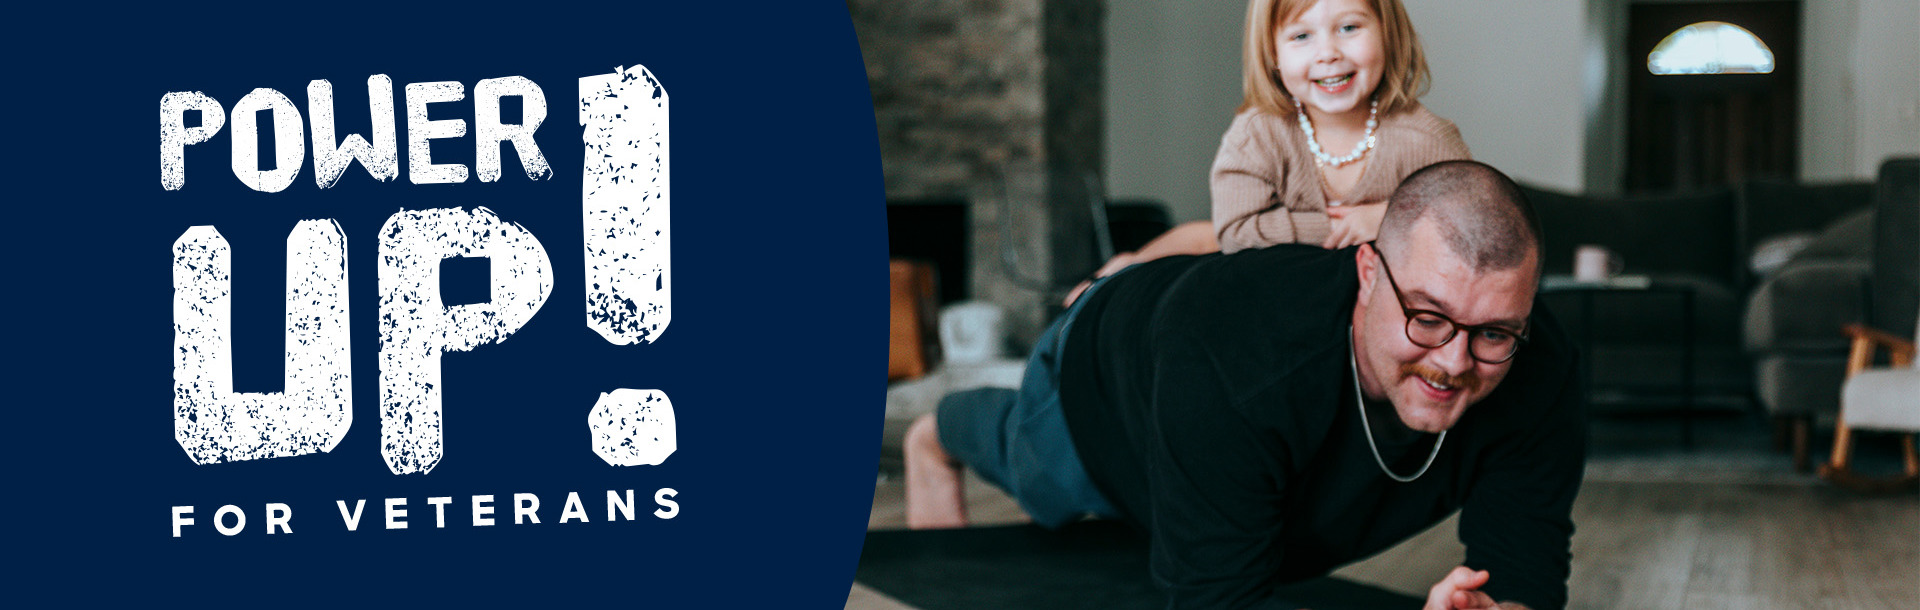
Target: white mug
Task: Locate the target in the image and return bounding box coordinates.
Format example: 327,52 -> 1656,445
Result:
1573,244 -> 1623,282
939,301 -> 1006,364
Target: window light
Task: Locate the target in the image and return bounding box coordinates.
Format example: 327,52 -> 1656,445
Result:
1648,21 -> 1775,75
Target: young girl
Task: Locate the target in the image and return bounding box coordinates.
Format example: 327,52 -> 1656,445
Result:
1213,0 -> 1469,252
1065,0 -> 1466,305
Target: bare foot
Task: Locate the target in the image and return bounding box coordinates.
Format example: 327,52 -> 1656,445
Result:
904,414 -> 968,529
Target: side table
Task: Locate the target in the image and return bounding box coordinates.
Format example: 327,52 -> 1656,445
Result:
1540,275 -> 1699,449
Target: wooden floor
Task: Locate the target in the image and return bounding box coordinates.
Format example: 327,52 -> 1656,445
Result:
854,464 -> 1919,609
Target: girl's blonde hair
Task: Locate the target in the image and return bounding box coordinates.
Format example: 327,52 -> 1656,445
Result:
1239,0 -> 1430,117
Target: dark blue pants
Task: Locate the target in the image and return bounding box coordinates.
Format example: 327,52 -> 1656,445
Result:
935,273 -> 1123,528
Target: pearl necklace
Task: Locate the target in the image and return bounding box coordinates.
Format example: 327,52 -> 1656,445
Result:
1297,98 -> 1378,167
1350,326 -> 1445,483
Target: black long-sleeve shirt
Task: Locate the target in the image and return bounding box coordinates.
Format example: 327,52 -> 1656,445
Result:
1059,244 -> 1585,609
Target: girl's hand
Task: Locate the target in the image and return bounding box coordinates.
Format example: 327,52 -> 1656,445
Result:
1323,201 -> 1386,249
1063,251 -> 1139,306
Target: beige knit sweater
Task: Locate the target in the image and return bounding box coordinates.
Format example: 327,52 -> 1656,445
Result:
1210,102 -> 1470,253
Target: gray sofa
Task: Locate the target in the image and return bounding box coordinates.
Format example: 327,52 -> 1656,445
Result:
1520,167 -> 1904,438
1524,185 -> 1752,410
1744,158 -> 1920,468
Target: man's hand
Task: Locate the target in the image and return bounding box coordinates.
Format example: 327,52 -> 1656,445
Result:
1321,201 -> 1385,249
1424,566 -> 1497,609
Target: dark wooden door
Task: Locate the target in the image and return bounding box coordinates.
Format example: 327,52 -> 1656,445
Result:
1625,1 -> 1799,193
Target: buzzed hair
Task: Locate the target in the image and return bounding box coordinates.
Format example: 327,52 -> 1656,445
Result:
1376,160 -> 1542,274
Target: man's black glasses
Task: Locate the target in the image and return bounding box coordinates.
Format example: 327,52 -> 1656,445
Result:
1367,242 -> 1527,364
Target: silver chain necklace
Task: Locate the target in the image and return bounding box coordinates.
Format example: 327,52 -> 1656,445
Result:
1297,98 -> 1378,167
1349,326 -> 1445,483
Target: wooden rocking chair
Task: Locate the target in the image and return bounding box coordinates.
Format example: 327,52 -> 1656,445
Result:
1818,323 -> 1920,492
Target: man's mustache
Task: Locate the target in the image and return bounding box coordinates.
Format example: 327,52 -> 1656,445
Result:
1399,361 -> 1482,394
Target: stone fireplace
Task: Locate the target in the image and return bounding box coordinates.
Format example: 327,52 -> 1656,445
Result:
853,0 -> 1105,349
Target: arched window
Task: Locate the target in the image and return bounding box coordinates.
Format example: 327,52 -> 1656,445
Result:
1647,21 -> 1775,75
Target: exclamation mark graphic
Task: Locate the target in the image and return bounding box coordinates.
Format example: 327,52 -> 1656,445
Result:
582,65 -> 675,467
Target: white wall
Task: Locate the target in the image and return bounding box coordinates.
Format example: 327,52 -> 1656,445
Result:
1802,0 -> 1920,181
1105,0 -> 1920,207
1104,0 -> 1244,222
1406,0 -> 1592,193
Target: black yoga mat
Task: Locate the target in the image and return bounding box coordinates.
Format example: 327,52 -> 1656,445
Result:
855,520 -> 1424,609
